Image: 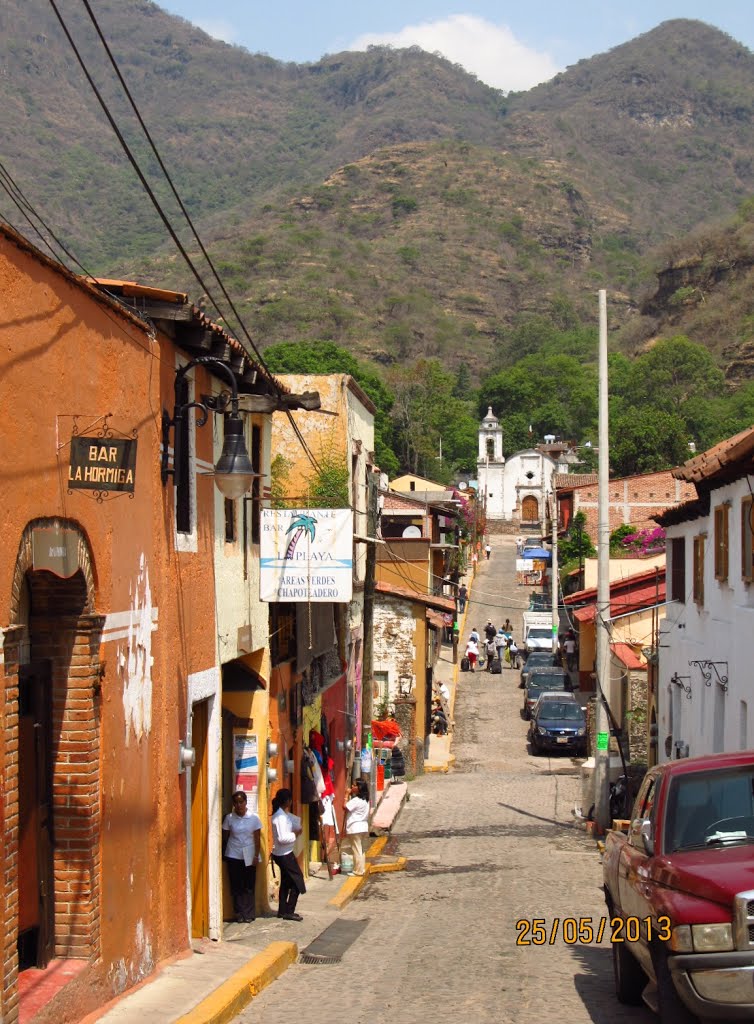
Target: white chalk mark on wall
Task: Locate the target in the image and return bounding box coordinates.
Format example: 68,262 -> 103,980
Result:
119,553 -> 154,744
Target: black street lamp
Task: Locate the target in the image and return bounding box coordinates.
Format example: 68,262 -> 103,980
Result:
161,356 -> 257,499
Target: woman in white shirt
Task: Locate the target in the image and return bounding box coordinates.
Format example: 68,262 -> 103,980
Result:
271,788 -> 306,921
342,779 -> 370,876
222,791 -> 262,922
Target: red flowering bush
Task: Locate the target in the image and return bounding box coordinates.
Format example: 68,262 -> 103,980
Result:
621,526 -> 666,556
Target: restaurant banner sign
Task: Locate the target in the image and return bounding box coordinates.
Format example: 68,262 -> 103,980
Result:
68,436 -> 137,493
260,508 -> 353,603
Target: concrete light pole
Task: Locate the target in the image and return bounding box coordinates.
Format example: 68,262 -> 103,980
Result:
594,289 -> 612,830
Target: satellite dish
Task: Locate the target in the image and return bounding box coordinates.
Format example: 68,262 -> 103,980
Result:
402,525 -> 422,538
457,481 -> 468,490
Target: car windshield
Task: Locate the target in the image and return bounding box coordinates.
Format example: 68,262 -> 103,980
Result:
528,672 -> 565,687
665,768 -> 754,852
528,628 -> 551,639
537,703 -> 583,721
529,683 -> 566,699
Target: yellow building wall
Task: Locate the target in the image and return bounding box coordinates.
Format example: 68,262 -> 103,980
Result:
391,474 -> 445,493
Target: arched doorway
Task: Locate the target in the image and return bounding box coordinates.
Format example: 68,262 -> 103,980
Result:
521,495 -> 539,523
7,520 -> 103,982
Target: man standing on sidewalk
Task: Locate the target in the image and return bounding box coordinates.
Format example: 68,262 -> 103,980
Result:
485,542 -> 492,560
458,582 -> 468,613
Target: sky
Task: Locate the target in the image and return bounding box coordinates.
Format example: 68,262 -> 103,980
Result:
157,1 -> 753,92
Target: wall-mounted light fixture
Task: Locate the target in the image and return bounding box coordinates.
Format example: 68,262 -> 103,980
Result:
161,356 -> 257,499
670,672 -> 692,699
178,740 -> 196,773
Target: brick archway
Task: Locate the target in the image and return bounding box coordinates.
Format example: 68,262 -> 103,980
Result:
9,517 -> 96,623
3,520 -> 103,1024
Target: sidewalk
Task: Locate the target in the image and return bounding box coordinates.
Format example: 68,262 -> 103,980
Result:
424,568 -> 469,772
92,824 -> 407,1024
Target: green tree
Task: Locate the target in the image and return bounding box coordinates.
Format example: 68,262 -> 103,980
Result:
609,406 -> 690,476
305,449 -> 351,508
389,359 -> 478,478
479,353 -> 598,449
624,335 -> 725,412
559,511 -> 596,562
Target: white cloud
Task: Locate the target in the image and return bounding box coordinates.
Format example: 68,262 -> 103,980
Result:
350,14 -> 560,92
194,18 -> 239,45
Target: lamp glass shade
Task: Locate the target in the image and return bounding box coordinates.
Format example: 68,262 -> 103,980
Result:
214,416 -> 255,498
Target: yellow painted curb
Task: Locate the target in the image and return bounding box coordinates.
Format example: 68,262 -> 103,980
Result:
423,764 -> 449,773
327,873 -> 367,909
366,836 -> 388,859
366,857 -> 407,874
175,941 -> 297,1024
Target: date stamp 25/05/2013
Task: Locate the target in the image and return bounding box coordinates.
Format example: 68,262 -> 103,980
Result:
515,916 -> 671,946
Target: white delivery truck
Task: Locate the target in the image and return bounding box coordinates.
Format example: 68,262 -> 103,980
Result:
522,611 -> 555,655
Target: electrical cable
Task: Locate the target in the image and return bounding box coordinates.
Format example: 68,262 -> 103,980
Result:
46,0 -> 274,386
77,0 -> 278,383
48,0 -> 333,477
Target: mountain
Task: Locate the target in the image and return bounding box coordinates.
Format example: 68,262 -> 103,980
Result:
2,5 -> 754,375
1,0 -> 508,267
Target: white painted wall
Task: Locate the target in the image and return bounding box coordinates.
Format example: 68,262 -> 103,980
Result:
213,414 -> 271,666
659,476 -> 754,761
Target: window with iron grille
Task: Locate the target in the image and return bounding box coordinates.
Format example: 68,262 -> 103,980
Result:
693,534 -> 705,605
670,537 -> 685,602
714,504 -> 729,582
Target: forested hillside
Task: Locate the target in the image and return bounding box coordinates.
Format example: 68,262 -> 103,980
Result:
3,2 -> 754,474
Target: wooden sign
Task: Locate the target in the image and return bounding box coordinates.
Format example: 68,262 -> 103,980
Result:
68,436 -> 137,492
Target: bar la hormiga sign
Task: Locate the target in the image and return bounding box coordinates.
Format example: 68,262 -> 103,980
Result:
68,436 -> 137,492
260,508 -> 353,603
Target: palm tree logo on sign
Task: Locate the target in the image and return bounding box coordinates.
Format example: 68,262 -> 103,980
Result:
285,513 -> 317,558
259,508 -> 354,603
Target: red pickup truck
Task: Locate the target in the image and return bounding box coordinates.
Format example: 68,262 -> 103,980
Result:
603,750 -> 754,1023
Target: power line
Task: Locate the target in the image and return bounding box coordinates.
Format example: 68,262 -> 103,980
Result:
43,0 -> 327,477
76,0 -> 277,383
46,0 -> 273,385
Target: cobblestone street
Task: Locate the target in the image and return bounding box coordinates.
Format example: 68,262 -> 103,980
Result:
237,538 -> 654,1024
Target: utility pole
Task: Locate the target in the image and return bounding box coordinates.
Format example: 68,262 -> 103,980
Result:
594,289 -> 612,830
361,468 -> 378,789
551,491 -> 559,655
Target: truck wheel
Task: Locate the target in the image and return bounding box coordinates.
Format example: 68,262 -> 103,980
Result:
612,940 -> 645,1005
654,948 -> 698,1024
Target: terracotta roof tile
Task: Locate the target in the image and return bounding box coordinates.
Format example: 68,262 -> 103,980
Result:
375,580 -> 455,612
673,426 -> 754,484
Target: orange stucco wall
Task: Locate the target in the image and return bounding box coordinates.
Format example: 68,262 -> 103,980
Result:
0,230 -> 218,1021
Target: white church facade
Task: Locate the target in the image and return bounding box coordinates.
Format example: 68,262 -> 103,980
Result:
476,407 -> 573,528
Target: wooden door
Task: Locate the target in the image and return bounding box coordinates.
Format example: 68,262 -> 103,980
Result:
18,662 -> 54,968
190,700 -> 209,938
522,495 -> 539,523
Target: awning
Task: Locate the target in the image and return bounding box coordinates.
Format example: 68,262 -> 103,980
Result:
426,609 -> 446,630
222,658 -> 265,691
611,643 -> 645,670
521,547 -> 551,561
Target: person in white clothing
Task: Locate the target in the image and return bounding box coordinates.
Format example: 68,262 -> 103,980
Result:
465,637 -> 479,671
271,788 -> 306,921
342,779 -> 370,876
222,792 -> 262,922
